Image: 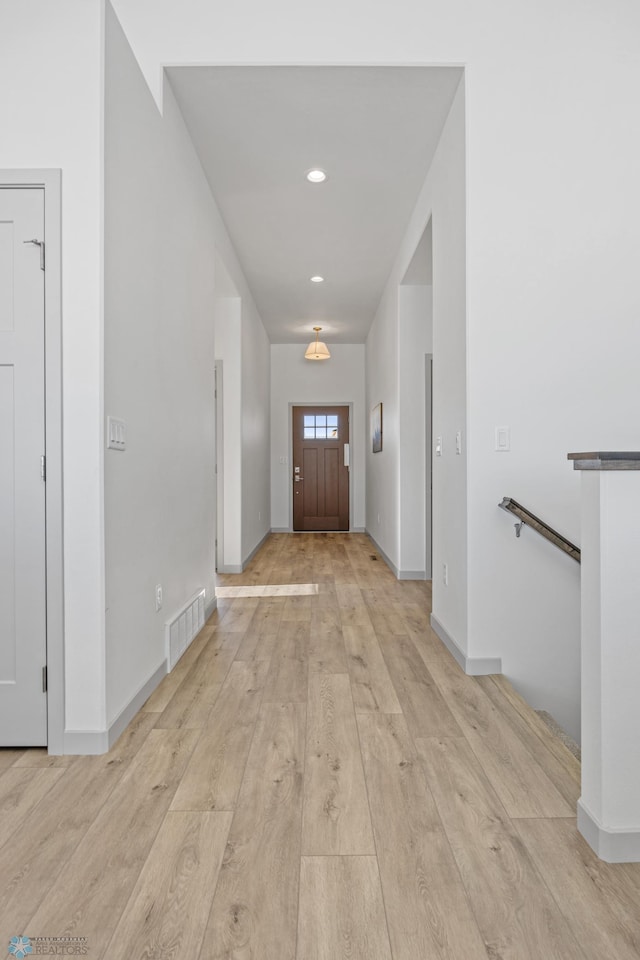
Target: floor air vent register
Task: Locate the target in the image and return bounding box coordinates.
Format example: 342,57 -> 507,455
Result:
165,589 -> 206,671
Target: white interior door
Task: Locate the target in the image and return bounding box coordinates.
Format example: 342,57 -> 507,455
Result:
0,187 -> 47,745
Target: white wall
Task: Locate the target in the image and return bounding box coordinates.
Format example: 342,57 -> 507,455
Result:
461,23 -> 640,739
104,3 -> 221,725
429,85 -> 468,653
368,279 -> 434,577
367,80 -> 466,617
214,296 -> 242,569
398,284 -> 432,576
366,279 -> 401,564
104,3 -> 271,725
8,0 -> 640,742
109,0 -> 640,745
241,299 -> 271,560
270,344 -> 365,531
0,0 -> 105,733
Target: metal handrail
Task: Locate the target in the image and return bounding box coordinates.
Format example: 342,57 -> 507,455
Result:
499,497 -> 581,563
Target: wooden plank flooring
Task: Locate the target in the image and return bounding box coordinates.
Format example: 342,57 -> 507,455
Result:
203,700 -> 305,960
1,532 -> 640,959
298,855 -> 392,960
357,713 -> 489,960
105,811 -> 232,960
416,735 -> 584,959
302,673 -> 375,855
25,728 -> 200,955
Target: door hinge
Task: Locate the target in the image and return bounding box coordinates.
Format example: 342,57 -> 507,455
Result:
42,665 -> 48,693
40,455 -> 46,481
24,238 -> 45,271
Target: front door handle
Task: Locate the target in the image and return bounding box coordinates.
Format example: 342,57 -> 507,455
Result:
294,476 -> 304,482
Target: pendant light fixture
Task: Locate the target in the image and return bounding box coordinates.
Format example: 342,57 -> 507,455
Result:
304,326 -> 331,361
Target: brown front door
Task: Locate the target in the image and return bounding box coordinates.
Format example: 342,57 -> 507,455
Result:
292,406 -> 349,531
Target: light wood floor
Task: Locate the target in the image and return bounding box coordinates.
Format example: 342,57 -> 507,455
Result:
2,533 -> 640,959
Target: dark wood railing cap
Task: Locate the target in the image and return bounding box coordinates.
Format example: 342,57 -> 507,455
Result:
568,452 -> 640,471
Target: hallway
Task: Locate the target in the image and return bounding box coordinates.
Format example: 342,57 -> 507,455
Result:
1,533 -> 639,958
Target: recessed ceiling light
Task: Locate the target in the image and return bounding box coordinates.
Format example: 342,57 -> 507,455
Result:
306,169 -> 327,183
310,275 -> 324,283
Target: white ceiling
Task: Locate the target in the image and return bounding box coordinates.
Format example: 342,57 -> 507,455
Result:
167,66 -> 462,344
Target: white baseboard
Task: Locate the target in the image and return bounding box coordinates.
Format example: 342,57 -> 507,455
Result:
62,658 -> 168,755
366,532 -> 399,577
217,532 -> 272,574
205,595 -> 218,621
242,530 -> 270,568
578,799 -> 640,863
430,614 -> 502,675
108,659 -> 167,748
62,729 -> 109,755
365,532 -> 427,580
271,527 -> 290,533
351,527 -> 366,533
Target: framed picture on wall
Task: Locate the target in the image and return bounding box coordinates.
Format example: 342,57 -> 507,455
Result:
371,402 -> 383,453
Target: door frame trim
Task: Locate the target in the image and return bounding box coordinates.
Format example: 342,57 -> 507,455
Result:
288,402 -> 354,532
1,170 -> 64,752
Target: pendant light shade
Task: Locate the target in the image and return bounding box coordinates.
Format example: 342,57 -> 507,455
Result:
305,326 -> 331,360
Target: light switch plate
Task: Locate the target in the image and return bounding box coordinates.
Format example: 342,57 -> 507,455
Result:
435,436 -> 442,457
495,426 -> 510,452
107,416 -> 126,451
